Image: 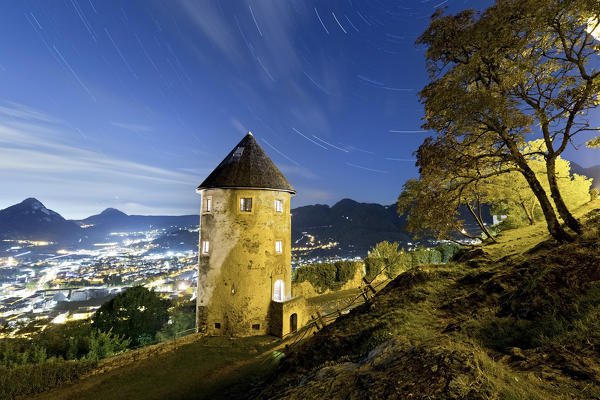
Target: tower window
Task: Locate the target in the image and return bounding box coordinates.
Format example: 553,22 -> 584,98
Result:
252,324 -> 260,330
275,199 -> 283,213
240,197 -> 252,212
274,280 -> 284,302
275,240 -> 283,254
201,240 -> 210,254
203,196 -> 212,213
214,322 -> 221,329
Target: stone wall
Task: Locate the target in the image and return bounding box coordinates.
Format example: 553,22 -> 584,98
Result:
269,296 -> 312,337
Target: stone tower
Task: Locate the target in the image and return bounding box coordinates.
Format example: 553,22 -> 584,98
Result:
196,132 -> 304,337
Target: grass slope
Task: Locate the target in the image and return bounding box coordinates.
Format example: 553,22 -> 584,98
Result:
258,200 -> 600,399
30,336 -> 280,400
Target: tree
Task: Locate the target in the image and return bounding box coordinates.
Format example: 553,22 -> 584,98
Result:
92,286 -> 170,347
417,0 -> 600,241
484,141 -> 592,227
155,299 -> 196,342
365,241 -> 410,280
591,188 -> 600,201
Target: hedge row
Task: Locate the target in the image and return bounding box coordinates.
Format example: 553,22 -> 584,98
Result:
0,359 -> 96,399
293,261 -> 362,293
364,243 -> 462,282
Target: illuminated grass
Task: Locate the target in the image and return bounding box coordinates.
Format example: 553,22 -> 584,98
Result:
31,336 -> 280,400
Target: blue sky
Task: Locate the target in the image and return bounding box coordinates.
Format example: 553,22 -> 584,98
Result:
0,0 -> 598,218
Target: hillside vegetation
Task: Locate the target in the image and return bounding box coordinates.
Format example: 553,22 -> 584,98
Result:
258,200 -> 600,399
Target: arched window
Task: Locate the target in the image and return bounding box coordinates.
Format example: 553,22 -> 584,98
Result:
273,280 -> 284,302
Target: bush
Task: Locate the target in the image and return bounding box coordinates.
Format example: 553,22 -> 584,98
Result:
591,188 -> 599,202
364,257 -> 384,283
293,261 -> 362,293
436,243 -> 461,263
156,299 -> 196,342
0,359 -> 96,399
85,329 -> 130,361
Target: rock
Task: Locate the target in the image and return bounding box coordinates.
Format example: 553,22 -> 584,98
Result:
508,347 -> 526,360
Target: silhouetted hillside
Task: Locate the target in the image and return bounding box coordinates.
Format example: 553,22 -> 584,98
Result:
0,198 -> 81,243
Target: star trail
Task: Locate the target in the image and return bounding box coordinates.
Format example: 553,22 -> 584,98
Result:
0,0 -> 597,218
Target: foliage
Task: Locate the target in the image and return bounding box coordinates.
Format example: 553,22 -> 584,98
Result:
155,299 -> 196,342
0,340 -> 47,368
591,188 -> 599,201
365,242 -> 459,282
416,0 -> 600,241
588,137 -> 600,148
398,138 -> 592,241
36,320 -> 93,360
436,243 -> 462,263
0,359 -> 96,400
367,241 -> 411,279
293,261 -> 362,293
85,329 -> 130,361
92,286 -> 170,347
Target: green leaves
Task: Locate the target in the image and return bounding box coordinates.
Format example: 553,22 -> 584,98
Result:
92,286 -> 170,347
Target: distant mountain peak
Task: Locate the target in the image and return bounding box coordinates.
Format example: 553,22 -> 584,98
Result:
21,197 -> 45,209
99,208 -> 127,217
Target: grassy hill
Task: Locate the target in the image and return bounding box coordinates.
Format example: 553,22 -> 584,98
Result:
28,199 -> 600,399
256,199 -> 600,399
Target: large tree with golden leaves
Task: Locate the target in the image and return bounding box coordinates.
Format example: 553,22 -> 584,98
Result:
416,0 -> 600,241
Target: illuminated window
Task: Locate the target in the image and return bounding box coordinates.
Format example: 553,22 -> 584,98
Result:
240,197 -> 252,212
275,199 -> 283,213
201,240 -> 210,254
203,196 -> 212,213
275,240 -> 283,254
274,280 -> 284,302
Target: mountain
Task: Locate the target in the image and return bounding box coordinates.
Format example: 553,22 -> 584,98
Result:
291,199 -> 493,258
0,198 -> 491,258
0,198 -> 81,243
0,199 -> 198,248
571,162 -> 600,190
291,199 -> 411,258
75,208 -> 197,235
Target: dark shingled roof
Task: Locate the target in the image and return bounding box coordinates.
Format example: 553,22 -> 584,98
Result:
197,132 -> 295,194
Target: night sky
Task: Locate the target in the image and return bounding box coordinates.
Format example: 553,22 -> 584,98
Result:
1,0 -> 598,218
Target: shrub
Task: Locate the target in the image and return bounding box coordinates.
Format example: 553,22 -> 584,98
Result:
293,261 -> 362,293
591,188 -> 599,202
85,329 -> 130,361
156,299 -> 196,342
0,359 -> 96,399
436,243 -> 461,263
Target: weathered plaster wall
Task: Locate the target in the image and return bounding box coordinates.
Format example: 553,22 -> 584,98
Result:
196,188 -> 293,337
269,296 -> 313,337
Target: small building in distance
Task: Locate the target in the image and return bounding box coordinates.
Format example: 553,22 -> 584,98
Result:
195,132 -> 308,337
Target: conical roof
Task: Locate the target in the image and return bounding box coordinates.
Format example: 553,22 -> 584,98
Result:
197,132 -> 295,194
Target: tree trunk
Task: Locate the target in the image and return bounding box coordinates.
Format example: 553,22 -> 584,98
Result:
546,156 -> 582,234
500,133 -> 571,242
529,200 -> 537,225
466,202 -> 497,243
520,201 -> 534,225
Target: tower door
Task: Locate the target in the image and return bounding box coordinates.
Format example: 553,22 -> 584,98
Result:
290,313 -> 298,333
274,280 -> 284,302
